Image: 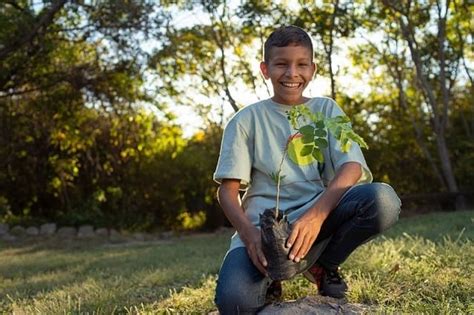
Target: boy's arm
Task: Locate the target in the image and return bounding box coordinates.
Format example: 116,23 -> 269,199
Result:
286,162 -> 362,262
217,179 -> 268,276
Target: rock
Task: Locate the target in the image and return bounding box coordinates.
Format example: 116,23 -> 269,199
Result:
259,296 -> 370,315
160,231 -> 174,239
10,225 -> 26,236
77,225 -> 95,238
1,233 -> 16,242
109,229 -> 127,243
95,228 -> 109,237
144,233 -> 158,241
57,226 -> 77,238
40,223 -> 57,236
132,232 -> 146,241
0,223 -> 8,235
25,226 -> 39,236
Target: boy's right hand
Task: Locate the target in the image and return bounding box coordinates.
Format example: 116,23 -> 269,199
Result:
240,224 -> 268,276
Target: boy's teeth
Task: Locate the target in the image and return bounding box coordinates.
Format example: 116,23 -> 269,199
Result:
282,83 -> 300,87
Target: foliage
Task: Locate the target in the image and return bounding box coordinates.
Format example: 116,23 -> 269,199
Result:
0,211 -> 472,313
0,1 -> 224,230
287,105 -> 368,162
271,105 -> 369,216
0,0 -> 473,231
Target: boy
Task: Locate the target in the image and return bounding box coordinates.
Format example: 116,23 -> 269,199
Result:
213,26 -> 400,314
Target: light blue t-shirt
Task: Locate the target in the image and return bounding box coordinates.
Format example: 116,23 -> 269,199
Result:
214,97 -> 372,251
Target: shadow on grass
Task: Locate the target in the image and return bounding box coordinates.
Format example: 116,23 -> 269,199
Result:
0,233 -> 231,312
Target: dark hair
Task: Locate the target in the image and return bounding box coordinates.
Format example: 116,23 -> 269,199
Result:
263,25 -> 313,63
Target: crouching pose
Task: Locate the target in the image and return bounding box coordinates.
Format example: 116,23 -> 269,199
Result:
213,25 -> 401,314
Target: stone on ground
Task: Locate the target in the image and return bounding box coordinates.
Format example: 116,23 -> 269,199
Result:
57,226 -> 77,238
10,226 -> 26,236
0,223 -> 9,235
77,225 -> 95,238
25,226 -> 40,236
259,295 -> 369,315
40,223 -> 57,236
95,228 -> 109,237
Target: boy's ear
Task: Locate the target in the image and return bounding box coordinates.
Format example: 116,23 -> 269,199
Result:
311,62 -> 317,78
260,62 -> 270,79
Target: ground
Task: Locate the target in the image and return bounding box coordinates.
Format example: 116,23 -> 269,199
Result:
0,211 -> 473,313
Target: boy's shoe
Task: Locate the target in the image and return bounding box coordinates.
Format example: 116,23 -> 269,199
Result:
303,264 -> 348,299
266,280 -> 282,301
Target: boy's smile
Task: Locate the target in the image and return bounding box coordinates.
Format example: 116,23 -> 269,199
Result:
260,45 -> 316,105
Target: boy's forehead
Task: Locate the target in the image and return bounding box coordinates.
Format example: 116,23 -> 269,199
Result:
267,44 -> 313,60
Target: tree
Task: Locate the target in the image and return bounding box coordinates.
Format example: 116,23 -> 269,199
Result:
350,0 -> 473,208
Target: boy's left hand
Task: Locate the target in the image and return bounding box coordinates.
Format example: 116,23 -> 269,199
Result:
286,211 -> 324,262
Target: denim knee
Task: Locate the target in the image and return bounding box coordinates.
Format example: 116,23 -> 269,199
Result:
368,182 -> 401,232
214,247 -> 269,314
215,279 -> 267,314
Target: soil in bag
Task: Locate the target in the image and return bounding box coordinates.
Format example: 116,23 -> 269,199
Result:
260,208 -> 330,280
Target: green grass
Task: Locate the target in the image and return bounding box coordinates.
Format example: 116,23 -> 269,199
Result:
1,211 -> 473,314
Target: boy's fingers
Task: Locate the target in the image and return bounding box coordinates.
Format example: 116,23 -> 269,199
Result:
257,248 -> 268,267
253,254 -> 268,276
286,227 -> 299,248
289,230 -> 305,260
295,234 -> 311,259
248,246 -> 268,276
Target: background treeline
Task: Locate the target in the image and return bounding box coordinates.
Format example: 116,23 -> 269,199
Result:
0,1 -> 472,231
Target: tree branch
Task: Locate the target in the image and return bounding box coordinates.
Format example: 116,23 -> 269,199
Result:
0,0 -> 67,61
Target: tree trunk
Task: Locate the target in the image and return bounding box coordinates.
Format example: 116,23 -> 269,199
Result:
436,133 -> 466,209
382,0 -> 465,209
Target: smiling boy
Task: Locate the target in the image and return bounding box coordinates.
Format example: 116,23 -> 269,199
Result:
213,26 -> 401,314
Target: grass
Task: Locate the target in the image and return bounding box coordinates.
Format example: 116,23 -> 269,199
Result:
0,211 -> 473,314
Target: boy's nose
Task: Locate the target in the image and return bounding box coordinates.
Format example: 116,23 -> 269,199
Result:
285,65 -> 298,77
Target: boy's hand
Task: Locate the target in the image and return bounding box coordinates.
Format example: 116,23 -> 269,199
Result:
285,162 -> 363,262
240,224 -> 268,276
286,211 -> 324,262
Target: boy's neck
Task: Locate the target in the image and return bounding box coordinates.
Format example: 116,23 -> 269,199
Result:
270,96 -> 311,106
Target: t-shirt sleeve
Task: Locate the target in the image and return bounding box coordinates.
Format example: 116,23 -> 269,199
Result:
326,101 -> 373,184
213,116 -> 253,189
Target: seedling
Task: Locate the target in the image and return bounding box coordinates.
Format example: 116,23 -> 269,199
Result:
272,105 -> 369,219
262,104 -> 369,280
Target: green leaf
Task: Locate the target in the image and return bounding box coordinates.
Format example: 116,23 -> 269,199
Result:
300,144 -> 314,156
299,125 -> 315,137
312,148 -> 324,162
347,131 -> 369,149
314,138 -> 328,149
302,133 -> 314,144
315,120 -> 325,128
334,126 -> 342,139
314,129 -> 327,137
334,116 -> 351,124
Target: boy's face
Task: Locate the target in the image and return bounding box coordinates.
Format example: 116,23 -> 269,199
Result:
260,45 -> 316,105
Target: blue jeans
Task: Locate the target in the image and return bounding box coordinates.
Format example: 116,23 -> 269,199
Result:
215,183 -> 401,314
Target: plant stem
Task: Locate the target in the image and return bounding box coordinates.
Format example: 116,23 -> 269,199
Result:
275,136 -> 291,219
